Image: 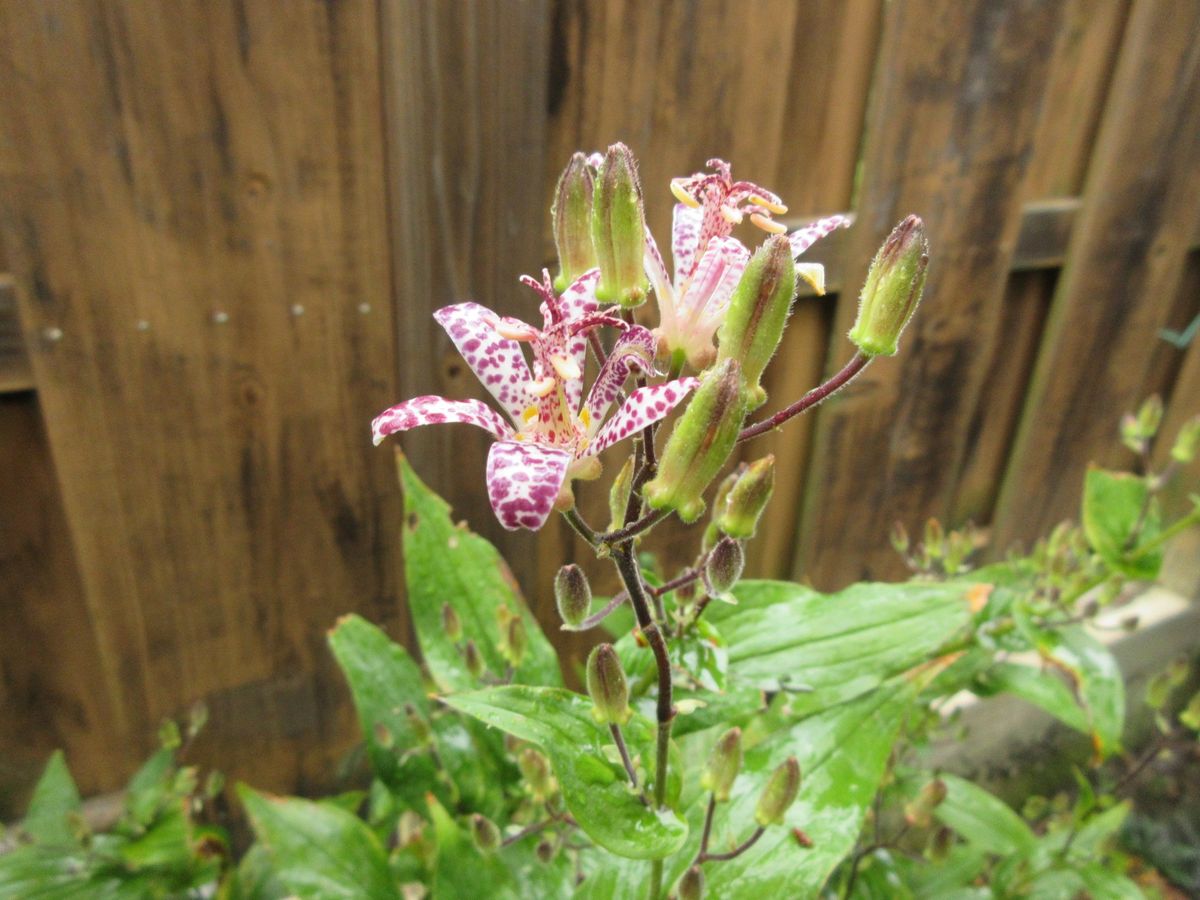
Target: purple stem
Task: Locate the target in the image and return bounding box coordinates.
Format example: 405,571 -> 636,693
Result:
737,352 -> 870,443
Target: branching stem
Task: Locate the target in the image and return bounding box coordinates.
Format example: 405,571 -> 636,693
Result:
737,352 -> 870,443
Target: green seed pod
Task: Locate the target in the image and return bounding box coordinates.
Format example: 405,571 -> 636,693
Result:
644,358 -> 749,523
470,813 -> 500,852
592,143 -> 648,308
441,602 -> 462,643
586,643 -> 631,726
555,564 -> 592,629
552,152 -> 598,293
504,616 -> 527,668
608,456 -> 635,530
678,866 -> 705,900
700,727 -> 742,802
713,455 -> 775,539
755,757 -> 801,826
705,537 -> 744,596
848,215 -> 929,357
716,234 -> 797,396
518,747 -> 555,801
1171,415 -> 1200,463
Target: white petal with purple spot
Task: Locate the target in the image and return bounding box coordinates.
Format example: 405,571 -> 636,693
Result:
671,202 -> 704,284
788,214 -> 850,259
371,396 -> 515,445
586,378 -> 700,457
583,326 -> 658,429
434,302 -> 535,424
486,440 -> 572,531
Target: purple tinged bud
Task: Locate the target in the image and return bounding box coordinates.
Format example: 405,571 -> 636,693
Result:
701,727 -> 742,802
586,643 -> 631,725
679,866 -> 705,900
644,358 -> 750,523
714,455 -> 775,539
848,215 -> 929,357
463,639 -> 485,678
441,602 -> 462,643
904,778 -> 948,828
518,747 -> 555,800
504,616 -> 527,668
755,757 -> 801,826
705,537 -> 744,596
470,813 -> 500,852
555,564 -> 592,629
553,152 -> 598,292
716,234 -> 797,399
536,838 -> 556,863
592,143 -> 648,308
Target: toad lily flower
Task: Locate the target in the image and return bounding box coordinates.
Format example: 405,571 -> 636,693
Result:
645,158 -> 849,370
371,270 -> 699,530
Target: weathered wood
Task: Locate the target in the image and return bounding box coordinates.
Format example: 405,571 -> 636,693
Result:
0,0 -> 404,794
991,0 -> 1200,555
795,0 -> 1063,588
0,275 -> 33,393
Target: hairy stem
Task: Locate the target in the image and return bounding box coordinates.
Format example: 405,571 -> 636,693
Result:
609,723 -> 640,790
700,826 -> 765,862
563,507 -> 599,548
600,508 -> 670,545
737,352 -> 870,444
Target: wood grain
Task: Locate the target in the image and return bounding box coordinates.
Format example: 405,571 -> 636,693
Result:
794,0 -> 1063,588
992,0 -> 1200,555
0,276 -> 33,393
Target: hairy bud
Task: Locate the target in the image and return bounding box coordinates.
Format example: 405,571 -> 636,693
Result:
592,143 -> 648,308
678,866 -> 705,900
1171,415 -> 1200,463
552,152 -> 598,292
470,813 -> 500,852
518,747 -> 555,801
717,235 -> 797,403
705,537 -> 744,596
440,603 -> 462,643
644,358 -> 749,523
555,564 -> 592,629
713,456 -> 775,539
608,456 -> 635,530
755,757 -> 801,826
504,616 -> 527,668
586,643 -> 631,725
848,215 -> 929,357
463,639 -> 484,678
701,727 -> 743,802
904,778 -> 948,828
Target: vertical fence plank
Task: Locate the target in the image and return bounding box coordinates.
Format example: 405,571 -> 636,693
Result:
0,0 -> 403,793
992,2 -> 1200,555
794,0 -> 1063,588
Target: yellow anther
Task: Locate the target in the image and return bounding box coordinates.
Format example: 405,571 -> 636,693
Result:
796,262 -> 826,296
671,179 -> 701,208
720,204 -> 744,225
579,408 -> 592,428
495,320 -> 536,341
749,195 -> 788,215
522,405 -> 539,423
750,212 -> 788,234
528,377 -> 556,398
551,354 -> 582,381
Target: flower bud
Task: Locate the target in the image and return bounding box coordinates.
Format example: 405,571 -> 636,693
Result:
536,838 -> 556,863
586,643 -> 631,725
644,358 -> 749,523
441,602 -> 462,643
404,703 -> 432,745
608,456 -> 635,530
1171,415 -> 1200,463
904,778 -> 948,828
848,214 -> 929,357
592,143 -> 648,308
470,813 -> 500,852
504,616 -> 527,668
705,537 -> 744,596
554,564 -> 592,629
463,639 -> 484,678
713,455 -> 775,539
678,865 -> 705,900
755,757 -> 801,826
701,727 -> 742,802
518,747 -> 555,801
552,152 -> 597,292
1135,395 -> 1164,439
397,810 -> 426,847
792,828 -> 814,849
716,235 -> 796,401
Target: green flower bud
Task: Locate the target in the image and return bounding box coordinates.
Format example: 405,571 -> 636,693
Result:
1136,395 -> 1164,439
504,616 -> 527,668
1171,415 -> 1200,463
701,727 -> 742,802
470,813 -> 500,852
441,602 -> 462,643
644,358 -> 750,523
903,778 -> 947,828
755,757 -> 801,826
552,152 -> 598,293
554,564 -> 592,629
678,866 -> 705,900
463,639 -> 484,678
518,747 -> 555,800
592,143 -> 648,308
716,235 -> 797,401
404,703 -> 432,746
586,643 -> 631,725
705,537 -> 744,596
713,455 -> 775,539
608,456 -> 635,530
848,215 -> 929,357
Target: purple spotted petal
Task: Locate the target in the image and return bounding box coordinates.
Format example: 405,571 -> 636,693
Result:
672,202 -> 703,284
372,396 -> 515,446
486,440 -> 572,530
558,268 -> 602,411
644,225 -> 673,297
585,378 -> 700,457
434,302 -> 535,425
788,214 -> 850,259
583,325 -> 658,429
678,236 -> 749,326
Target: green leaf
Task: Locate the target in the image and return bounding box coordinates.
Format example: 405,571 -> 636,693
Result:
934,774 -> 1037,856
442,686 -> 688,860
973,661 -> 1091,734
124,748 -> 176,827
1042,626 -> 1126,759
0,845 -> 105,899
23,750 -> 82,846
238,785 -> 399,900
398,455 -> 560,690
228,843 -> 289,900
1082,467 -> 1162,579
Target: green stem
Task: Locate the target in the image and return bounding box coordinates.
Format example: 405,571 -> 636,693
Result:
1127,508 -> 1200,560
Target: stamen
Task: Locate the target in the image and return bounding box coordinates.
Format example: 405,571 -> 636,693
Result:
749,195 -> 789,215
494,319 -> 537,341
720,205 -> 744,225
750,212 -> 787,234
671,179 -> 702,208
551,354 -> 582,381
522,405 -> 539,423
796,262 -> 827,296
528,377 -> 557,398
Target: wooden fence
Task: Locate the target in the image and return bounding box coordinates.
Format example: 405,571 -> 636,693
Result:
1,0 -> 1198,811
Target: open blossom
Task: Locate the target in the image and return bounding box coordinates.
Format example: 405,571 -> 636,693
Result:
372,270 -> 698,530
645,158 -> 849,370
